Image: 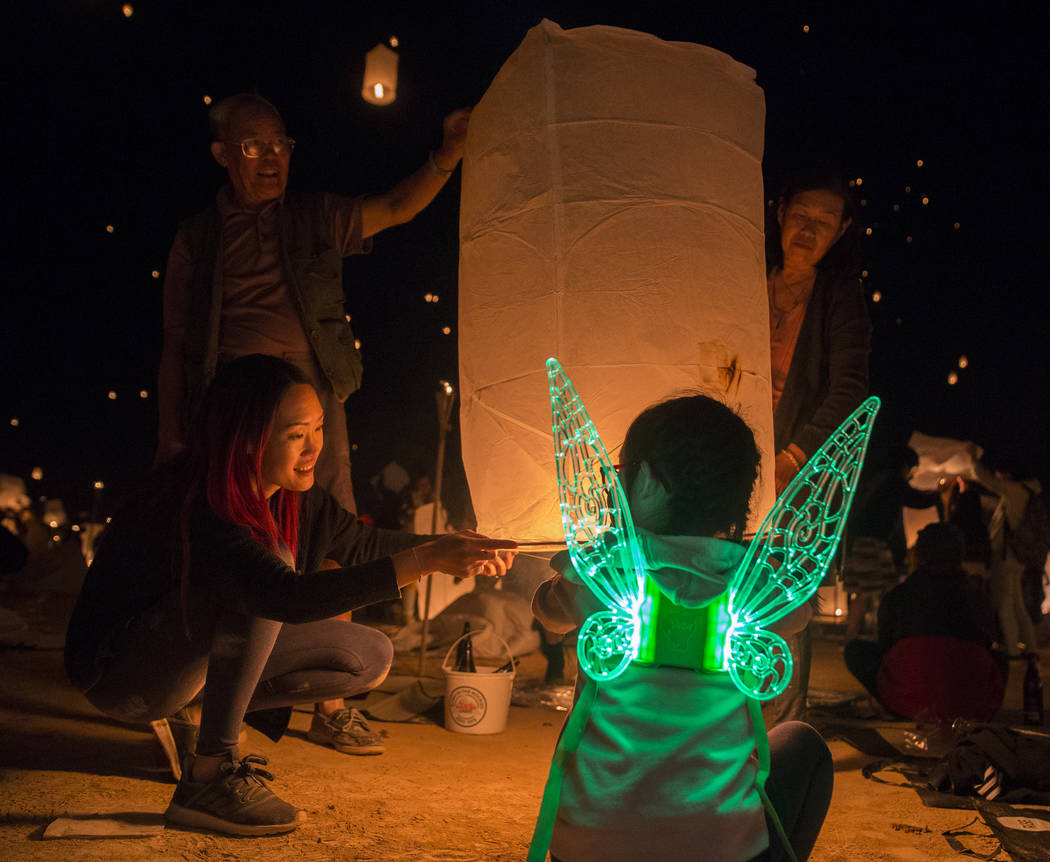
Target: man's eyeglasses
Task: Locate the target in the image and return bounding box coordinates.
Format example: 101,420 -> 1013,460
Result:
227,137 -> 296,158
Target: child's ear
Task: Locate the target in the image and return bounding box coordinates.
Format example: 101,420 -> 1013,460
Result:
633,462 -> 668,502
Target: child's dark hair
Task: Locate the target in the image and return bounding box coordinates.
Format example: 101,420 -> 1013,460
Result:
619,395 -> 761,539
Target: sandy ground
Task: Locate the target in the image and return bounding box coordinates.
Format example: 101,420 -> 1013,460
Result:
1,592 -> 1042,861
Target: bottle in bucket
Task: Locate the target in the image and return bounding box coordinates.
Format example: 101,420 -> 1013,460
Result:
455,622 -> 477,672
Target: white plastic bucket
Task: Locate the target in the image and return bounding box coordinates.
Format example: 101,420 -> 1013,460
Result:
442,629 -> 516,735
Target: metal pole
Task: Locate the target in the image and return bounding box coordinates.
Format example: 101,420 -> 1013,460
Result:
417,380 -> 456,677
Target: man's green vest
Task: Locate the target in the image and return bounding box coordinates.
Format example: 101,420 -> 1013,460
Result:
178,191 -> 364,431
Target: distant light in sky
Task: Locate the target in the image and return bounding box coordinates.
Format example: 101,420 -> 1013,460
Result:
354,339 -> 362,350
921,196 -> 930,205
389,36 -> 399,47
916,159 -> 924,167
860,199 -> 867,207
802,24 -> 810,33
906,235 -> 913,243
958,355 -> 969,369
948,372 -> 959,385
139,390 -> 149,399
855,177 -> 863,186
865,227 -> 873,236
351,443 -> 359,452
106,224 -> 115,234
872,290 -> 883,303
442,326 -> 452,335
9,418 -> 19,427
424,293 -> 434,302
767,199 -> 774,207
107,391 -> 117,400
431,294 -> 439,303
94,481 -> 105,490
905,185 -> 912,193
31,467 -> 43,481
896,318 -> 903,326
954,221 -> 961,230
151,270 -> 160,279
72,524 -> 81,533
861,269 -> 869,278
203,94 -> 212,105
122,4 -> 133,18
893,204 -> 901,212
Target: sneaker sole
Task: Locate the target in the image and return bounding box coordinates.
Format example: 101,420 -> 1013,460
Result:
164,801 -> 306,836
307,728 -> 385,756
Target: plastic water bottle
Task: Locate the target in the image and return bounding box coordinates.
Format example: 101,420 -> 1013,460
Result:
1023,653 -> 1044,726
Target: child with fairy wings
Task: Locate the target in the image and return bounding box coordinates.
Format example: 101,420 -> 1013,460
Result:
530,364 -> 877,862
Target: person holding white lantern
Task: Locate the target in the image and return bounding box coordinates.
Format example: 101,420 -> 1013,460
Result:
156,93 -> 471,516
765,166 -> 872,725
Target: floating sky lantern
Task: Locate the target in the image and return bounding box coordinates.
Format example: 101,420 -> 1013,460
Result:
122,4 -> 133,18
151,269 -> 160,279
105,224 -> 114,234
202,95 -> 212,105
958,355 -> 968,369
362,42 -> 398,105
948,372 -> 959,385
442,326 -> 451,335
916,159 -> 924,167
10,418 -> 19,427
107,391 -> 117,400
93,481 -> 105,490
872,290 -> 882,303
31,467 -> 43,481
139,390 -> 148,399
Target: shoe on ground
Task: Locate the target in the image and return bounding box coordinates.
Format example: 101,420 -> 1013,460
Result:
307,707 -> 385,755
164,753 -> 305,836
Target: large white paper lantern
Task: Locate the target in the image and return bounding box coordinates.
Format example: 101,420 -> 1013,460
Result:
362,43 -> 398,105
459,19 -> 773,542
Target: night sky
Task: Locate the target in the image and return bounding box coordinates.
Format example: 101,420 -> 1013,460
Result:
5,1 -> 1047,520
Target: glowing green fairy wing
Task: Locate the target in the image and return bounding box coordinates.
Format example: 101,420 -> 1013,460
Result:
548,358 -> 648,680
726,397 -> 880,700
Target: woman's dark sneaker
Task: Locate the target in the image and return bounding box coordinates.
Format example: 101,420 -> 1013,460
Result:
164,753 -> 304,836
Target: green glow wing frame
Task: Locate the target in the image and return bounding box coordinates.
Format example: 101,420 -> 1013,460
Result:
548,358 -> 648,680
547,356 -> 879,697
726,396 -> 880,699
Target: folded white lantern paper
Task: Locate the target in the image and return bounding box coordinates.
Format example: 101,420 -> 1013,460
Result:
459,19 -> 772,542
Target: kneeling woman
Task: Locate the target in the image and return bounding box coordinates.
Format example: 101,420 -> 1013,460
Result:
65,355 -> 516,836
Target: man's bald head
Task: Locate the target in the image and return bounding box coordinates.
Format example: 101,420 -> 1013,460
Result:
208,93 -> 291,207
209,93 -> 284,141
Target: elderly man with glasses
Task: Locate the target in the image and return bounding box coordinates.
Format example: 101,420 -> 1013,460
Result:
156,92 -> 469,515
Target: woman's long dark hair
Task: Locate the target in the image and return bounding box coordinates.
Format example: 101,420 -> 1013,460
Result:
765,166 -> 861,282
175,355 -> 311,629
619,395 -> 760,540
